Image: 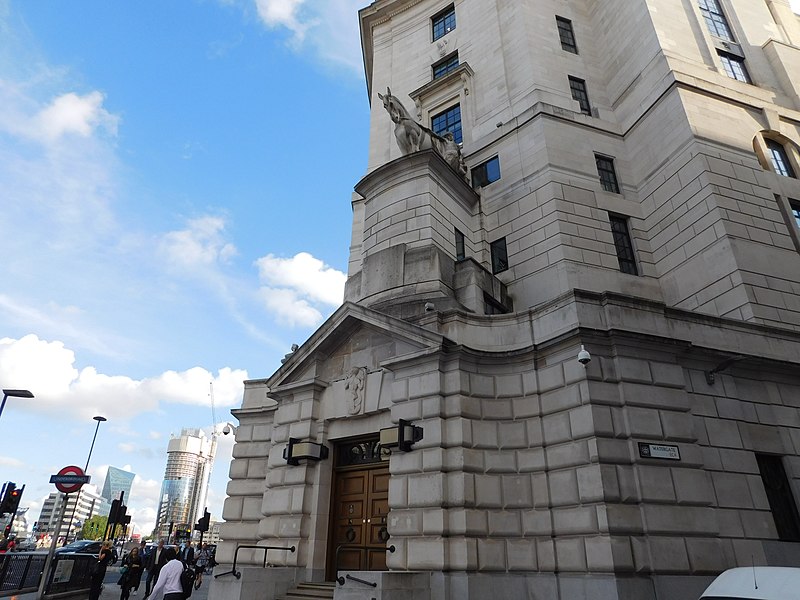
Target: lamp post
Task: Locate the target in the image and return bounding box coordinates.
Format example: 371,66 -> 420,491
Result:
0,389 -> 34,420
84,416 -> 107,471
65,416 -> 106,543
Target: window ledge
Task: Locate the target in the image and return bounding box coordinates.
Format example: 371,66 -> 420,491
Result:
410,62 -> 474,111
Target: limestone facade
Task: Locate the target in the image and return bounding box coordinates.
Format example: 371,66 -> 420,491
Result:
213,1 -> 800,599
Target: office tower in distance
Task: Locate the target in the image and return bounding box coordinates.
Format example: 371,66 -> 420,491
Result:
154,428 -> 216,540
101,466 -> 135,502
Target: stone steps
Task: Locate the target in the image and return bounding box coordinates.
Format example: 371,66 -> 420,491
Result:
278,581 -> 336,600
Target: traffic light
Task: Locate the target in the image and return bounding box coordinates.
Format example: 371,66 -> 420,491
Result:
3,524 -> 10,538
108,498 -> 121,524
0,483 -> 17,516
194,509 -> 210,533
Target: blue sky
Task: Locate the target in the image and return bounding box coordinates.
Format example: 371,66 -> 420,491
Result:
0,0 -> 369,536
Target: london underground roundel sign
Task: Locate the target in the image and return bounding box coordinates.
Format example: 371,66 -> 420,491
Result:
50,465 -> 90,494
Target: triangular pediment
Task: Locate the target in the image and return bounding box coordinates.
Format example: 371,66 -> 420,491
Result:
267,302 -> 449,395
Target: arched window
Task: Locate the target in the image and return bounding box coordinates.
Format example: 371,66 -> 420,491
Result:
753,132 -> 799,179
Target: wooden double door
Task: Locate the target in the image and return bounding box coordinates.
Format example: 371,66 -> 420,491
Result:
327,459 -> 390,579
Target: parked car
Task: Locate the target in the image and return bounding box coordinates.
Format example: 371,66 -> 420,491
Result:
54,540 -> 102,555
700,567 -> 800,599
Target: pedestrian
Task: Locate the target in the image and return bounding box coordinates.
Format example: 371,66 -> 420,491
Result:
144,540 -> 167,598
133,541 -> 148,594
88,541 -> 114,600
195,543 -> 210,575
119,545 -> 144,600
179,542 -> 194,566
146,548 -> 183,600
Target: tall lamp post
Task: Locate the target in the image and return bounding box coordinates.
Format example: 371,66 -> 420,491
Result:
65,416 -> 107,543
0,389 -> 34,420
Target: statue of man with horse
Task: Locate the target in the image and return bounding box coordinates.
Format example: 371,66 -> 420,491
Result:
378,87 -> 468,180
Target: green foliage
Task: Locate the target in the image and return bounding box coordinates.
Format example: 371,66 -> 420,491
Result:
81,516 -> 123,541
81,516 -> 106,540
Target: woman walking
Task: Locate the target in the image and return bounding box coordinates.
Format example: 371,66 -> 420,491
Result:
119,545 -> 144,600
88,541 -> 114,600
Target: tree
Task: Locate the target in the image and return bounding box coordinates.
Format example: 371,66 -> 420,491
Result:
82,516 -> 106,540
81,516 -> 123,541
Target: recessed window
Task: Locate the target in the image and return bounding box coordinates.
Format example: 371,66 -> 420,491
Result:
483,292 -> 510,315
471,156 -> 501,188
455,228 -> 465,260
568,76 -> 591,115
609,214 -> 638,275
756,454 -> 800,542
766,139 -> 797,178
791,200 -> 800,230
595,154 -> 620,194
718,51 -> 750,83
490,237 -> 508,274
432,5 -> 456,41
556,16 -> 578,54
432,104 -> 462,144
433,53 -> 459,80
699,0 -> 734,41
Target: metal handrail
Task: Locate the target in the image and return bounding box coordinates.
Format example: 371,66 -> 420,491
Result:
213,544 -> 296,580
334,543 -> 395,586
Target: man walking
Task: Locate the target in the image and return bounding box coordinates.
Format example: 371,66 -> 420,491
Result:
144,540 -> 167,598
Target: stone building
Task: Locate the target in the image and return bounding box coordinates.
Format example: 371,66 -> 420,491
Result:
213,1 -> 800,599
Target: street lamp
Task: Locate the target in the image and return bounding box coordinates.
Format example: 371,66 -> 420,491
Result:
84,416 -> 107,471
65,416 -> 106,543
0,389 -> 34,420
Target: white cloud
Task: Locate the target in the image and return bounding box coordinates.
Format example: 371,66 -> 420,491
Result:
253,0 -> 367,71
793,0 -> 800,14
258,286 -> 323,327
160,216 -> 237,269
0,456 -> 25,468
35,91 -> 119,141
254,252 -> 345,328
0,334 -> 247,421
256,252 -> 345,306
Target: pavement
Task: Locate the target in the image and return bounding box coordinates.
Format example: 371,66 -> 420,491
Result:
11,566 -> 212,600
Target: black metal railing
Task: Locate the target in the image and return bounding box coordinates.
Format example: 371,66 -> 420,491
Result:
0,552 -> 46,596
334,543 -> 395,586
0,551 -> 97,598
213,544 -> 296,580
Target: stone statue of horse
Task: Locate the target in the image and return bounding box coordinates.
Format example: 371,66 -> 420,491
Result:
378,87 -> 467,179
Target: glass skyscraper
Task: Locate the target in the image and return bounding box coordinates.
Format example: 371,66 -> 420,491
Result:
154,428 -> 216,540
101,466 -> 135,502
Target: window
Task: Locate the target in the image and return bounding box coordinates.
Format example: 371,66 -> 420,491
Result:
455,228 -> 465,260
756,454 -> 800,542
556,16 -> 578,53
698,0 -> 734,41
568,76 -> 591,115
471,156 -> 501,188
595,154 -> 620,194
766,139 -> 796,178
791,200 -> 800,230
433,53 -> 459,80
718,51 -> 750,83
484,292 -> 510,315
432,104 -> 462,144
490,238 -> 508,274
432,5 -> 456,41
609,215 -> 638,275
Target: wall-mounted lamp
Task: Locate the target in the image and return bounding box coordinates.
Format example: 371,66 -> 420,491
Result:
380,419 -> 423,452
704,355 -> 745,385
283,437 -> 329,466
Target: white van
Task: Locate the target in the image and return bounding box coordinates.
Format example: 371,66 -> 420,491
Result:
700,567 -> 800,599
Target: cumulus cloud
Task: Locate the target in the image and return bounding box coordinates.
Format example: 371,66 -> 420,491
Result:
255,252 -> 345,327
256,252 -> 345,306
252,0 -> 366,71
35,91 -> 119,141
0,334 -> 247,421
160,216 -> 237,269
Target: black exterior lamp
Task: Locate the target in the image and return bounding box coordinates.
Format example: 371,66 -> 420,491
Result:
379,419 -> 424,452
283,437 -> 329,466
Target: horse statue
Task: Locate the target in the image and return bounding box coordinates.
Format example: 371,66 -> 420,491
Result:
378,87 -> 468,180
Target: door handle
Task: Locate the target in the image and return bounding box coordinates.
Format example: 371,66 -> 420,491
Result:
367,519 -> 371,523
